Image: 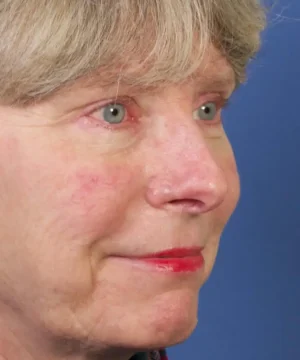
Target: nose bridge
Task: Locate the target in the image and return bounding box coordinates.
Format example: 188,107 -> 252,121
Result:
150,111 -> 217,177
144,111 -> 227,213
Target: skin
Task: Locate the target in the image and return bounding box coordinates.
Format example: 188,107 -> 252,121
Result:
0,46 -> 240,360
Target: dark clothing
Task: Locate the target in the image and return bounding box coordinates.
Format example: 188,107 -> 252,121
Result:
130,349 -> 168,360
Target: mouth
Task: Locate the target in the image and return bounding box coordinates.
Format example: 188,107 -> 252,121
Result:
139,247 -> 204,259
114,247 -> 204,273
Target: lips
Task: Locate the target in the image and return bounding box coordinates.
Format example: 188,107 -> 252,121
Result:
139,247 -> 204,259
123,247 -> 205,273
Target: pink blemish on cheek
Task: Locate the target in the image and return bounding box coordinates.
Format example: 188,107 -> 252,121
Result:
60,166 -> 137,234
70,172 -> 111,207
76,173 -> 102,194
67,167 -> 134,211
63,171 -> 116,220
75,170 -> 123,194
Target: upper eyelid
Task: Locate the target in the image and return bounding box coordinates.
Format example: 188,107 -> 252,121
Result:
194,95 -> 229,111
87,97 -> 136,114
76,99 -> 127,122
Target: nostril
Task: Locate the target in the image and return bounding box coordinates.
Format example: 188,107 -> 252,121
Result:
169,199 -> 201,205
168,199 -> 205,214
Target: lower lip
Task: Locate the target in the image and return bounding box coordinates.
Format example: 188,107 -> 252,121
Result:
141,256 -> 204,273
114,255 -> 204,273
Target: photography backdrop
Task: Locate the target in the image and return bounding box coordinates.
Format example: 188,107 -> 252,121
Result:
169,1 -> 300,359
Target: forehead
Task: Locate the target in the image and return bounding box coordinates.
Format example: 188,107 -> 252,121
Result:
61,44 -> 235,99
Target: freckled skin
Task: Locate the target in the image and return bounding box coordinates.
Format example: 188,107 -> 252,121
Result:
0,48 -> 240,360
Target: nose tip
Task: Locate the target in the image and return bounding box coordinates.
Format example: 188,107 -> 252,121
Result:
146,168 -> 228,215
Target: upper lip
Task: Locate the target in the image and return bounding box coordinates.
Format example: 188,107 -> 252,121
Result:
127,247 -> 204,259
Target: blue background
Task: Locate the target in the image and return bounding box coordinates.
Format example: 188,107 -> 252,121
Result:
170,1 -> 300,359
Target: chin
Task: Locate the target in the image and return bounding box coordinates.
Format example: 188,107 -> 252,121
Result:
124,288 -> 200,350
147,315 -> 198,349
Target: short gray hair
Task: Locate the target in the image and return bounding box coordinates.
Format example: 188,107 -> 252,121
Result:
0,0 -> 266,106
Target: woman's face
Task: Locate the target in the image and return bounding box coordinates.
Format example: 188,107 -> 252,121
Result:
0,46 -> 240,355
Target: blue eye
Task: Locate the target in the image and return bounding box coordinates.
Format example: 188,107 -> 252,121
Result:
102,103 -> 126,124
193,102 -> 217,121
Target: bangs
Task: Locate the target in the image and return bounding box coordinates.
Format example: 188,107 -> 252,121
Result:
0,0 -> 266,105
91,0 -> 211,86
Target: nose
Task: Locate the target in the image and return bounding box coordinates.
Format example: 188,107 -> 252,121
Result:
145,119 -> 228,215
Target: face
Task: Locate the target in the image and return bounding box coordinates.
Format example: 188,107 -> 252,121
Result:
0,46 -> 240,357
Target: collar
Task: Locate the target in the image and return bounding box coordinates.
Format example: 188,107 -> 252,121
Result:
130,349 -> 168,360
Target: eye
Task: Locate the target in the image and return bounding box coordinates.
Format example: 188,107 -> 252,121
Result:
101,103 -> 126,124
193,102 -> 218,121
82,98 -> 139,130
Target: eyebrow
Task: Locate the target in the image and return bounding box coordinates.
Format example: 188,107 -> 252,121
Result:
83,74 -> 236,100
70,59 -> 237,94
191,69 -> 237,94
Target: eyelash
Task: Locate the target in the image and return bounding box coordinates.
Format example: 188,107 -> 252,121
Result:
82,95 -> 230,130
80,97 -> 136,130
220,98 -> 231,110
201,97 -> 231,125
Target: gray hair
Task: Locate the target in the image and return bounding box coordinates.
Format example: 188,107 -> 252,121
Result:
0,0 -> 266,106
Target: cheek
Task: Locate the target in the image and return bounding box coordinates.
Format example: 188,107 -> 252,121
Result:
210,138 -> 240,231
60,165 -> 137,238
219,151 -> 240,224
211,134 -> 240,207
0,134 -> 138,244
203,150 -> 239,279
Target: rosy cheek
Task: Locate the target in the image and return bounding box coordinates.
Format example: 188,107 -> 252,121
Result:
62,166 -> 135,235
71,171 -> 116,206
0,135 -> 19,153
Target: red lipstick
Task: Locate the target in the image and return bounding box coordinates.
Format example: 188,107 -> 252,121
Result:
130,247 -> 204,273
